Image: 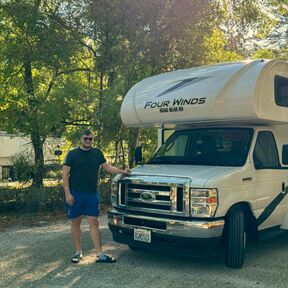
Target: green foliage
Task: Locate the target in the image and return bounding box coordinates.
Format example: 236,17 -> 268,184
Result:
44,164 -> 62,180
210,0 -> 286,56
0,0 -> 89,186
0,185 -> 65,213
0,180 -> 112,213
0,0 -> 287,189
11,152 -> 34,182
251,49 -> 275,59
59,0 -> 213,168
203,29 -> 243,64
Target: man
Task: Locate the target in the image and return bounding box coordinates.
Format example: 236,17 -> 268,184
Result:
63,129 -> 130,264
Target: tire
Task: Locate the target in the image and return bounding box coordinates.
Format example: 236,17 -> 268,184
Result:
225,206 -> 246,268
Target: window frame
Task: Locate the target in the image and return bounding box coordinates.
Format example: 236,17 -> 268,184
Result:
150,127 -> 253,166
253,131 -> 280,170
275,75 -> 288,107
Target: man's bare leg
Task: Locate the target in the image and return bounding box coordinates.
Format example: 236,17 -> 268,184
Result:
87,216 -> 102,254
71,216 -> 82,252
87,216 -> 116,263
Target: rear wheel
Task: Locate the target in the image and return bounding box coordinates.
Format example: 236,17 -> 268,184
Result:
225,206 -> 246,268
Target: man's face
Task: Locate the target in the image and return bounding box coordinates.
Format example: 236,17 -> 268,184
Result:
80,133 -> 93,149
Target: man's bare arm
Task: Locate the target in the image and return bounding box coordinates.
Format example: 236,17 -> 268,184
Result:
101,162 -> 131,176
63,165 -> 74,205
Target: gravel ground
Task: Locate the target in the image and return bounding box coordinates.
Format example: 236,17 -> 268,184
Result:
0,215 -> 287,288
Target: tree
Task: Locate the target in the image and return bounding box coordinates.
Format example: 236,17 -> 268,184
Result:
203,29 -> 243,64
210,0 -> 288,58
0,0 -> 86,187
64,0 -> 212,166
2,0 -> 284,188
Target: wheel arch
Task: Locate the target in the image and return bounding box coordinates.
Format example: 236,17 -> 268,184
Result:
224,202 -> 258,243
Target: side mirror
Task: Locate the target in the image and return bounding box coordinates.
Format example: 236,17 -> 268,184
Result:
282,145 -> 288,165
134,146 -> 143,165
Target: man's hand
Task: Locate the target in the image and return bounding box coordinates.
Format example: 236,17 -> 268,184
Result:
121,169 -> 131,176
101,162 -> 132,176
65,193 -> 75,206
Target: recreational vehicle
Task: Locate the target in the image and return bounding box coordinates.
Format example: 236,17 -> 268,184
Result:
108,59 -> 288,268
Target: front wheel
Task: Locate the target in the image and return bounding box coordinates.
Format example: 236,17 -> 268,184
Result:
224,206 -> 246,268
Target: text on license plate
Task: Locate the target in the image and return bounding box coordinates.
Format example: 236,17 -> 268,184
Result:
134,228 -> 151,243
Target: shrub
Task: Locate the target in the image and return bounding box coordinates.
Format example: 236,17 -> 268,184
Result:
11,152 -> 34,182
0,177 -> 111,213
0,185 -> 65,213
44,164 -> 62,180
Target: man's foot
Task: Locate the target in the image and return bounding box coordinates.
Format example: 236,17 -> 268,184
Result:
71,251 -> 83,263
95,254 -> 117,263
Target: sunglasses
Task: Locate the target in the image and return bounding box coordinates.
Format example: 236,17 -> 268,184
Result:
83,137 -> 93,141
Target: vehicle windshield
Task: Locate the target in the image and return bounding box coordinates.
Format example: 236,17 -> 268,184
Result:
149,128 -> 253,166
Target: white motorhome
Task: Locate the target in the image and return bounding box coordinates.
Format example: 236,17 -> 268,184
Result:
108,59 -> 288,268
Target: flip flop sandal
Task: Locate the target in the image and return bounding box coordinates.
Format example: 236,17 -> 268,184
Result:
95,255 -> 117,263
71,253 -> 82,263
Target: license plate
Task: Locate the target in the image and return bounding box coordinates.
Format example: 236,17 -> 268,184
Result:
134,228 -> 151,243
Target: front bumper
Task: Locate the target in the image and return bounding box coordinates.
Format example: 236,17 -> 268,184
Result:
108,209 -> 225,252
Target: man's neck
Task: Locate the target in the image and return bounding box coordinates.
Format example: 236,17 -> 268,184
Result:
80,145 -> 92,151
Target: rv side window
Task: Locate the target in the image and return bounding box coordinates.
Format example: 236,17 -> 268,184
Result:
275,75 -> 288,107
253,131 -> 280,169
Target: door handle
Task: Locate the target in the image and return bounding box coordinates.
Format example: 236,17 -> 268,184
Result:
242,177 -> 252,182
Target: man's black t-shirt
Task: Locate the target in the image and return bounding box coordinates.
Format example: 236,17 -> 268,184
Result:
64,147 -> 106,193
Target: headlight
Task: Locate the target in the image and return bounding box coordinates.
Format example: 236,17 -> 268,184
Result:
111,181 -> 118,207
190,188 -> 218,217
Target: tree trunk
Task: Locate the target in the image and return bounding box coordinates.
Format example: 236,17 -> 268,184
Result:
31,133 -> 45,188
98,70 -> 104,148
23,50 -> 44,188
114,124 -> 125,167
128,128 -> 140,168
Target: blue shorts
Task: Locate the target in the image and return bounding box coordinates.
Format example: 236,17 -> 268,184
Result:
66,191 -> 100,219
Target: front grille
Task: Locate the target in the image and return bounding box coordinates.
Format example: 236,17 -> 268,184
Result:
118,177 -> 189,216
127,183 -> 171,211
127,201 -> 170,210
124,216 -> 166,230
177,187 -> 184,211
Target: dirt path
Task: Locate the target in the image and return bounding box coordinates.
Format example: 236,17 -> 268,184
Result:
1,215 -> 287,288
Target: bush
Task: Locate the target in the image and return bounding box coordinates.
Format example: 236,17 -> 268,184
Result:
99,180 -> 112,205
0,178 -> 111,213
11,152 -> 34,182
44,164 -> 62,180
0,185 -> 65,213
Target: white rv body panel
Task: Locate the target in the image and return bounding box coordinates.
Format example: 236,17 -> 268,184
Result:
131,164 -> 244,188
249,126 -> 288,229
281,213 -> 288,229
121,60 -> 288,127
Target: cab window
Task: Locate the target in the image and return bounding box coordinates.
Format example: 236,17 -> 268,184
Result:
253,131 -> 280,169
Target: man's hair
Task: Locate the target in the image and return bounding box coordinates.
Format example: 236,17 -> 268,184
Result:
81,128 -> 93,136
